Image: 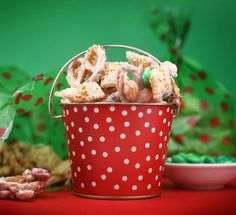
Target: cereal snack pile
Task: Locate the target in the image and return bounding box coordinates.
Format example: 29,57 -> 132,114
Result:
55,45 -> 182,106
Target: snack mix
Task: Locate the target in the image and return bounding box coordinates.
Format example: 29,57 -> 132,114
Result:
55,45 -> 182,105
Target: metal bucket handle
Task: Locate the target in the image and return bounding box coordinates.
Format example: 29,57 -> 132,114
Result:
48,44 -> 180,119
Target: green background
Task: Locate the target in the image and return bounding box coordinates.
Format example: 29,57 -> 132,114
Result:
0,0 -> 235,107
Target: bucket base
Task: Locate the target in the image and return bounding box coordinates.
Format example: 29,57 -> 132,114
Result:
74,192 -> 160,200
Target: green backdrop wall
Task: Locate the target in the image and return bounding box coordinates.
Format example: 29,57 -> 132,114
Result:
0,0 -> 235,107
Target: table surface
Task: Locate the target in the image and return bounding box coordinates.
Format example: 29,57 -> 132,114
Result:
1,179 -> 236,215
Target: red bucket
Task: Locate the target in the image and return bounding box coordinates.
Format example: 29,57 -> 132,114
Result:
48,45 -> 180,199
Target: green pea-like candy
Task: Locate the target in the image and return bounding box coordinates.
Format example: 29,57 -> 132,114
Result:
203,156 -> 215,163
215,155 -> 229,163
171,155 -> 186,163
185,154 -> 202,163
127,72 -> 133,80
142,67 -> 151,87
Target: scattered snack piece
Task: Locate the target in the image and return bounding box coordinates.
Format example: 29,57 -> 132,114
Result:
0,168 -> 50,201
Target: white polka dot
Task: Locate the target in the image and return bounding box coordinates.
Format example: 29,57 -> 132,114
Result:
120,133 -> 126,139
114,147 -> 120,152
146,155 -> 151,161
109,106 -> 115,112
155,175 -> 159,181
147,108 -> 152,114
135,130 -> 141,136
94,107 -> 99,113
138,175 -> 143,181
77,166 -> 81,172
147,184 -> 152,190
159,166 -> 162,171
158,110 -> 163,116
100,136 -> 106,142
83,106 -> 88,112
66,125 -> 69,131
70,159 -> 73,165
71,121 -> 75,127
148,168 -> 153,173
163,118 -> 167,124
124,159 -> 129,165
159,131 -> 163,137
72,150 -> 76,156
159,143 -> 163,149
107,167 -> 113,173
85,117 -> 90,123
168,121 -> 171,127
106,117 -> 112,123
71,134 -> 74,139
132,185 -> 137,191
102,152 -> 108,158
135,163 -> 140,169
171,109 -> 174,114
81,182 -> 85,188
144,122 -> 150,128
78,127 -> 83,133
131,146 -> 137,152
91,181 -> 96,187
124,121 -> 130,127
81,154 -> 86,159
164,136 -> 167,141
91,149 -> 96,155
168,131 -> 171,136
87,165 -> 92,170
122,110 -> 128,116
167,107 -> 170,112
155,154 -> 159,160
101,174 -> 106,180
138,112 -> 143,118
122,176 -> 128,181
67,139 -> 70,145
73,107 -> 78,112
109,126 -> 115,132
145,143 -> 150,148
66,110 -> 69,115
114,184 -> 120,190
158,181 -> 161,187
131,106 -> 137,111
94,123 -> 99,129
87,136 -> 93,142
151,127 -> 156,133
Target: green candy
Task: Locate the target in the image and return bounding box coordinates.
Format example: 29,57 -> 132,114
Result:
184,154 -> 202,163
171,155 -> 186,163
168,152 -> 236,164
215,156 -> 229,163
142,67 -> 151,87
127,72 -> 133,80
202,156 -> 215,163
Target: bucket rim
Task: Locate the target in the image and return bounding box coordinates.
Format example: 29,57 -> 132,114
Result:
61,102 -> 175,106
